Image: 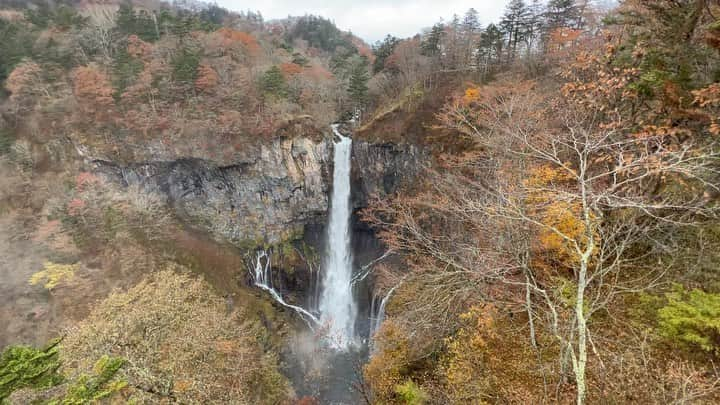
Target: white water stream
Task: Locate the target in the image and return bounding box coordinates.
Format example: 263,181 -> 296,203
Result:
319,124 -> 357,350
249,124 -> 358,350
252,251 -> 321,329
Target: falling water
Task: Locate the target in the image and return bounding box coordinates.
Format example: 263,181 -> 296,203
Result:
252,250 -> 321,329
319,124 -> 357,350
370,281 -> 402,339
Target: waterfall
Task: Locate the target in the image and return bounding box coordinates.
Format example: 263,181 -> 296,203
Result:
370,282 -> 401,338
252,250 -> 321,329
319,124 -> 357,350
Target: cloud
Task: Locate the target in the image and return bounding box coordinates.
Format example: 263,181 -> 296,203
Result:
215,0 -> 509,42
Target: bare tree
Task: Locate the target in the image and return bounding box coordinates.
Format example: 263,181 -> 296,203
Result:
433,76 -> 719,403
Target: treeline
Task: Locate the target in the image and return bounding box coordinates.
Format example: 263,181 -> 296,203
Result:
0,0 -> 376,164
365,0 -> 605,112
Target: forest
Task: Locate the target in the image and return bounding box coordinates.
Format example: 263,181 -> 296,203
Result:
1,0 -> 720,404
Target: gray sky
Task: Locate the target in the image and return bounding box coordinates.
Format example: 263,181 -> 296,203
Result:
215,0 -> 510,43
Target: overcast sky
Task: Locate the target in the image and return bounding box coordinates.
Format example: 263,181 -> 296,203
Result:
214,0 -> 510,43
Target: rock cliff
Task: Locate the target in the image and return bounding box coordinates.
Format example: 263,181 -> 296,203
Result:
93,131 -> 428,249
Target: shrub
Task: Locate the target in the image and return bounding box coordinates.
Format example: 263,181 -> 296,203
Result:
56,356 -> 126,404
658,285 -> 720,355
29,262 -> 77,291
395,380 -> 428,405
61,268 -> 291,403
0,339 -> 63,400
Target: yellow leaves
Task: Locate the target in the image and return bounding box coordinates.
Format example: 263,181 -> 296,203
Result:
524,165 -> 598,267
525,165 -> 575,189
29,261 -> 77,290
364,320 -> 411,402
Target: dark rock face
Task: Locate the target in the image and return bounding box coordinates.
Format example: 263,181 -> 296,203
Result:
95,137 -> 332,245
92,133 -> 427,249
350,140 -> 428,209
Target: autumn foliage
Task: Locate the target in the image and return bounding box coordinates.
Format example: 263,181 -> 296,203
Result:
72,65 -> 114,120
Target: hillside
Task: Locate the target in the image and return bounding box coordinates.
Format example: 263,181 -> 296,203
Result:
2,0 -> 720,404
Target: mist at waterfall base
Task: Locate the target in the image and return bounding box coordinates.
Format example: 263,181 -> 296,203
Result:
250,125 -> 390,403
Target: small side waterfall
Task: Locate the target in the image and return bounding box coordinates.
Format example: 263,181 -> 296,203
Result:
319,124 -> 357,350
252,250 -> 321,329
370,281 -> 402,339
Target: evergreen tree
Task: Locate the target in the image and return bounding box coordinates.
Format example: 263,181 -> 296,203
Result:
446,14 -> 462,69
115,2 -> 158,42
500,0 -> 532,61
348,60 -> 369,108
461,8 -> 482,67
476,23 -> 505,70
372,34 -> 400,73
421,22 -> 445,57
545,0 -> 581,30
260,65 -> 287,98
171,46 -> 201,85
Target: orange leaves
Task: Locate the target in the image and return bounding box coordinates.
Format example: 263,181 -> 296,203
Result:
303,64 -> 334,81
692,83 -> 720,108
217,28 -> 260,55
279,62 -> 303,77
462,86 -> 481,105
524,165 -> 595,267
195,64 -> 219,92
75,172 -> 99,191
691,83 -> 720,136
5,61 -> 44,113
5,61 -> 42,96
72,65 -> 114,120
549,27 -> 583,51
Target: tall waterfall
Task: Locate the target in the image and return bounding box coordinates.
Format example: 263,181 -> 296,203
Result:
319,124 -> 357,350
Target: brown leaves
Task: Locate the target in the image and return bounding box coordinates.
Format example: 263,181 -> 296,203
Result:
194,64 -> 219,93
126,35 -> 152,59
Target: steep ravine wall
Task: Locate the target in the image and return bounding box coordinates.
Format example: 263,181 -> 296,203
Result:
94,135 -> 427,248
92,133 -> 427,305
95,137 -> 333,245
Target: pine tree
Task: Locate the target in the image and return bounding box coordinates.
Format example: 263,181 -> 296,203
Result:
461,8 -> 482,67
500,0 -> 532,61
348,60 -> 369,109
372,35 -> 400,73
476,23 -> 505,74
545,0 -> 581,30
421,22 -> 445,57
260,65 -> 287,98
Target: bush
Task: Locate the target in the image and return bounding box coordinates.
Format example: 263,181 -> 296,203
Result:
658,285 -> 720,355
0,339 -> 64,400
395,380 -> 428,405
56,356 -> 126,404
0,129 -> 13,156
